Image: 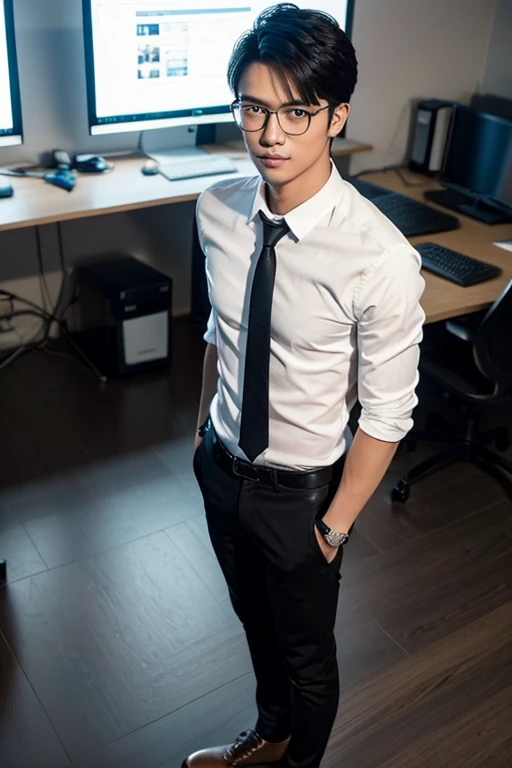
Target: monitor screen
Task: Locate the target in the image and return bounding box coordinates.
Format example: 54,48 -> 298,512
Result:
83,0 -> 353,136
441,105 -> 512,207
0,0 -> 22,147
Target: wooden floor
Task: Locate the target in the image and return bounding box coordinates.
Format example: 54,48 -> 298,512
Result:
0,322 -> 511,768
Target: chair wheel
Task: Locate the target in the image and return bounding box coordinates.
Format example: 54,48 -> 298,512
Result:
391,481 -> 410,503
0,559 -> 6,583
496,437 -> 510,452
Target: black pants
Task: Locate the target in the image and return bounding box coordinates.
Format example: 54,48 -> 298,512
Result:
193,425 -> 345,768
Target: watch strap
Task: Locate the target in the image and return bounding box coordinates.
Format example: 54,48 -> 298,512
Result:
315,518 -> 350,547
197,417 -> 210,438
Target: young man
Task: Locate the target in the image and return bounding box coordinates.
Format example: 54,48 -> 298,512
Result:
186,4 -> 425,768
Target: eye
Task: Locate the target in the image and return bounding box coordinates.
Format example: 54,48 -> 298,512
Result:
286,108 -> 309,119
242,105 -> 265,115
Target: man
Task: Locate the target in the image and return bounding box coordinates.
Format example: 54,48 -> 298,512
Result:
185,4 -> 425,768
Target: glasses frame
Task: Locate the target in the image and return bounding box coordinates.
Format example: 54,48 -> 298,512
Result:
230,100 -> 332,136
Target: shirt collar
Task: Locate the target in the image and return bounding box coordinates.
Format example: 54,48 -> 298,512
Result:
247,161 -> 345,241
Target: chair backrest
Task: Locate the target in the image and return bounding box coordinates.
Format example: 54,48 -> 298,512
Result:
473,278 -> 512,395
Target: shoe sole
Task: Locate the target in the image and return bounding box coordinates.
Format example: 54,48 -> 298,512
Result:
181,760 -> 279,768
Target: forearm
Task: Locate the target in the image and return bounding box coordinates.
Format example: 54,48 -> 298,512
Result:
323,427 -> 399,532
196,342 -> 219,431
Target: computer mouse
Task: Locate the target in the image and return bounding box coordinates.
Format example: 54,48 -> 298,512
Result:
74,154 -> 112,173
141,159 -> 160,176
0,181 -> 14,198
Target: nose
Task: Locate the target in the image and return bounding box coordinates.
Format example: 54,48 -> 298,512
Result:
260,111 -> 286,146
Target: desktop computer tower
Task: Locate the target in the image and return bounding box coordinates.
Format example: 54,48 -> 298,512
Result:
409,99 -> 454,175
73,256 -> 172,377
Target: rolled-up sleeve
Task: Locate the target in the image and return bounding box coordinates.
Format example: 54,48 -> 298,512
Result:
354,244 -> 426,442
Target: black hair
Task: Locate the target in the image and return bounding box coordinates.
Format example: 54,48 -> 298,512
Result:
227,3 -> 358,108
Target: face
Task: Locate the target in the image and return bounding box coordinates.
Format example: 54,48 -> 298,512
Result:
236,62 -> 349,200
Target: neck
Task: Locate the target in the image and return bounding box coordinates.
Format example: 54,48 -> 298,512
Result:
266,153 -> 332,216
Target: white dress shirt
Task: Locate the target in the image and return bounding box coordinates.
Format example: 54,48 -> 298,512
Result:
196,163 -> 425,470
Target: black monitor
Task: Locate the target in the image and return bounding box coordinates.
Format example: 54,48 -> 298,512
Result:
82,0 -> 355,138
0,0 -> 22,147
425,105 -> 512,224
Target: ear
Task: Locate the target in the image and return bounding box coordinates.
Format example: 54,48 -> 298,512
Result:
328,103 -> 350,138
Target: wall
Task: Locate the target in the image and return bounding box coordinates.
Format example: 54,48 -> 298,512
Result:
347,0 -> 498,175
0,0 -> 500,348
481,0 -> 512,99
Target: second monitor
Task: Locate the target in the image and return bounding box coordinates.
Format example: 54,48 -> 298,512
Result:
0,0 -> 23,147
426,105 -> 512,225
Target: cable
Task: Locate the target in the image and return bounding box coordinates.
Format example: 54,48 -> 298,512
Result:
394,167 -> 431,188
35,225 -> 53,312
0,315 -> 48,371
0,225 -> 106,379
52,220 -> 68,319
381,100 -> 411,170
0,289 -> 54,320
56,221 -> 66,274
0,286 -> 105,380
0,291 -> 59,367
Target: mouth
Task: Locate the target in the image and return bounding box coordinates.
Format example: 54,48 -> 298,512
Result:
257,154 -> 289,168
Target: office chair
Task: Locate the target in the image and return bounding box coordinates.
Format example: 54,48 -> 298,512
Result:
392,279 -> 512,502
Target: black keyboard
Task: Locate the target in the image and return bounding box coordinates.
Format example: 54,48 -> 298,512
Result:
349,178 -> 460,237
416,242 -> 502,286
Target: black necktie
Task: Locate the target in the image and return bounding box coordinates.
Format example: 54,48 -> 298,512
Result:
239,211 -> 290,461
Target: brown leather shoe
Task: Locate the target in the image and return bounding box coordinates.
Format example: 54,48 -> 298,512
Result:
182,729 -> 290,767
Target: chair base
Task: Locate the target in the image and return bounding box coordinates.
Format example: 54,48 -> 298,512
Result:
392,413 -> 512,503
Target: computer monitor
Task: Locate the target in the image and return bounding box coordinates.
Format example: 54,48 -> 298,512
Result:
0,0 -> 22,147
425,105 -> 512,225
83,0 -> 354,137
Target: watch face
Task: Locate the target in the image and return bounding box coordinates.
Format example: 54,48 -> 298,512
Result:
326,531 -> 349,547
316,519 -> 349,548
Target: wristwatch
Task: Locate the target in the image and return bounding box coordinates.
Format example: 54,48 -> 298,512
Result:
315,518 -> 350,548
197,417 -> 210,438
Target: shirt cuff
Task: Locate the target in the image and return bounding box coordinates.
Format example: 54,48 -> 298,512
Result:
358,412 -> 414,443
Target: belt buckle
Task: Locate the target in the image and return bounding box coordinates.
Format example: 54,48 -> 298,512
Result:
232,456 -> 260,482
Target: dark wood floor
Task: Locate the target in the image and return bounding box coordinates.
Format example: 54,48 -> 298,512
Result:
0,322 -> 511,768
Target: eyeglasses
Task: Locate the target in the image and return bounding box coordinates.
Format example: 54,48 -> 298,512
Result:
230,100 -> 331,136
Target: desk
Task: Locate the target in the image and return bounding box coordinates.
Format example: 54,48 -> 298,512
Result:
2,146 -> 510,325
360,169 -> 512,324
0,138 -> 371,232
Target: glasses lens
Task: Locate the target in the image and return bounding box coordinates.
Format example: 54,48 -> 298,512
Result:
277,108 -> 311,135
234,105 -> 266,131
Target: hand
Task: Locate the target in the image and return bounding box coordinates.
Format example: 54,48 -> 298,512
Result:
314,524 -> 339,564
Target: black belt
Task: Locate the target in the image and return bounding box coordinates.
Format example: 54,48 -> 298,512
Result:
212,430 -> 339,490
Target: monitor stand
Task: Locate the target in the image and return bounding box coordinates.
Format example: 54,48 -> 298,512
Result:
141,123 -> 217,166
147,145 -> 210,165
425,188 -> 512,225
